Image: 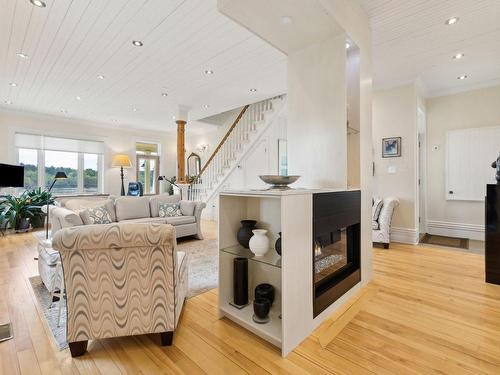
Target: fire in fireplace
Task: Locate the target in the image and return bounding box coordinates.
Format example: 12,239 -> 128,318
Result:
313,191 -> 361,317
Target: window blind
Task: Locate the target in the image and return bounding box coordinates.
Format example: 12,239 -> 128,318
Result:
15,133 -> 105,154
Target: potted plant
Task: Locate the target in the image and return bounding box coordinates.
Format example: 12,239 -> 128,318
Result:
25,187 -> 54,228
0,192 -> 36,231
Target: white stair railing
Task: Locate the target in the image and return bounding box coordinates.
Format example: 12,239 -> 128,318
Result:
188,96 -> 283,202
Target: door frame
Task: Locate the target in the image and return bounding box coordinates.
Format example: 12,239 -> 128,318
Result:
136,154 -> 160,195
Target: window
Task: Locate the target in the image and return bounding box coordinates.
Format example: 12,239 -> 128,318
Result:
15,133 -> 104,195
18,148 -> 38,188
136,142 -> 160,195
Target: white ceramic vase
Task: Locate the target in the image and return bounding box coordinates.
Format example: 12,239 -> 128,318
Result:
249,229 -> 269,257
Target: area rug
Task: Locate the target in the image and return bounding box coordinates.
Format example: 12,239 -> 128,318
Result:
420,233 -> 469,249
29,237 -> 218,350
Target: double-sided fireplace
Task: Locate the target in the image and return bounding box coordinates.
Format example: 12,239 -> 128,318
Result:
313,191 -> 361,317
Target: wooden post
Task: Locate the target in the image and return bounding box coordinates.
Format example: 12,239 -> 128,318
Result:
176,120 -> 186,183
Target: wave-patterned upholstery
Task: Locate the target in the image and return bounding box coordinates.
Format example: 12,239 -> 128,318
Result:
52,222 -> 185,347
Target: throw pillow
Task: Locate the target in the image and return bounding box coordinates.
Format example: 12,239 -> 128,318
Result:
180,200 -> 196,216
372,198 -> 383,222
159,203 -> 182,218
80,205 -> 113,225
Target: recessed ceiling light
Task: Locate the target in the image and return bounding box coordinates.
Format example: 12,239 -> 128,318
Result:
172,116 -> 176,120
457,74 -> 468,80
132,107 -> 138,112
4,100 -> 12,105
203,104 -> 209,109
9,83 -> 18,87
204,69 -> 214,75
16,52 -> 29,59
75,96 -> 81,100
445,17 -> 459,25
453,53 -> 465,59
97,75 -> 105,79
281,16 -> 292,24
346,42 -> 351,49
30,0 -> 46,7
250,88 -> 257,92
132,40 -> 143,47
161,92 -> 168,97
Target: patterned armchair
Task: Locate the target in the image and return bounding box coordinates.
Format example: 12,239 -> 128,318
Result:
52,222 -> 188,357
372,197 -> 399,248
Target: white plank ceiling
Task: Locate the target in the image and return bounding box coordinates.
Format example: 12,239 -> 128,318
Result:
358,0 -> 500,96
0,0 -> 287,132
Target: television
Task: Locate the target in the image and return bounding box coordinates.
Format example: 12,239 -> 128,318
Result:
0,163 -> 25,187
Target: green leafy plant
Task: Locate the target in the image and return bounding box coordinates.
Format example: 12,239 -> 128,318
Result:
0,192 -> 35,230
25,187 -> 55,228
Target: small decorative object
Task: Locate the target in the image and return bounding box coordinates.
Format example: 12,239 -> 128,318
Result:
249,229 -> 269,257
255,283 -> 275,306
492,153 -> 500,183
259,175 -> 300,190
231,258 -> 249,308
252,298 -> 271,324
237,220 -> 257,248
382,137 -> 401,158
275,232 -> 282,256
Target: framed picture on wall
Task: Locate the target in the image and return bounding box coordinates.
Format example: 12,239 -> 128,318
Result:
382,137 -> 401,158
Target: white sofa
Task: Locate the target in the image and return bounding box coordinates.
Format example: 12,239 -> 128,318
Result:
372,197 -> 399,249
37,194 -> 205,289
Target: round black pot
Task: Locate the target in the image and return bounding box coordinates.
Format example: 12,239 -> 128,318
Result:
237,220 -> 257,249
275,232 -> 282,256
16,217 -> 30,231
255,283 -> 275,306
253,298 -> 271,320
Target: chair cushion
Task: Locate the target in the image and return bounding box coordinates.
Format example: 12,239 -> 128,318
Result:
166,216 -> 196,225
119,217 -> 168,224
150,194 -> 181,217
372,198 -> 383,221
115,196 -> 151,221
159,203 -> 182,218
180,200 -> 196,216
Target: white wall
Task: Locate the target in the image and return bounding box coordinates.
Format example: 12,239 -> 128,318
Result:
426,85 -> 500,240
372,83 -> 419,242
0,110 -> 176,196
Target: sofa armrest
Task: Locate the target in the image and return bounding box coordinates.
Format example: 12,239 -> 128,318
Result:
192,201 -> 206,240
377,197 -> 399,235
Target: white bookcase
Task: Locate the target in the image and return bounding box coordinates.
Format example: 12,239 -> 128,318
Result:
219,188 -> 348,356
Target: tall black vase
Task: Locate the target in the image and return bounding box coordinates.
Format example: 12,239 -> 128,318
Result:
237,220 -> 257,249
233,257 -> 248,306
275,232 -> 282,256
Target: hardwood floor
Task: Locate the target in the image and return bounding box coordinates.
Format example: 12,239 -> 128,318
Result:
1,225 -> 500,374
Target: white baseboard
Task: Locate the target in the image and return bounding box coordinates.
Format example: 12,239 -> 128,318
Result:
390,227 -> 419,245
426,220 -> 484,241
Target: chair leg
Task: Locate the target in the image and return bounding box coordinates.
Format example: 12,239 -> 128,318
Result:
68,340 -> 88,357
383,243 -> 390,249
160,331 -> 174,346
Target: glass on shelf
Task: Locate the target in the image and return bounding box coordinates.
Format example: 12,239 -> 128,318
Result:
220,244 -> 281,268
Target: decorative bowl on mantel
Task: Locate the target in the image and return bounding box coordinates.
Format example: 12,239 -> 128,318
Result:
259,175 -> 301,190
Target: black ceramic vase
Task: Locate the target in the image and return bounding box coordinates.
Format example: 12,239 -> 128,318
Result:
255,283 -> 275,306
275,232 -> 282,256
253,298 -> 271,320
233,258 -> 248,306
237,220 -> 257,249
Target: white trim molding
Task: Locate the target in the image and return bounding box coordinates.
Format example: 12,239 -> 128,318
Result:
390,227 -> 419,245
427,220 -> 484,241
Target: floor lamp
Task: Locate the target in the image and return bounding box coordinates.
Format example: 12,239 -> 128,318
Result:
112,154 -> 132,196
46,172 -> 67,240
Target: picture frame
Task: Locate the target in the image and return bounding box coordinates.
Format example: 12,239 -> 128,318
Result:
382,137 -> 401,158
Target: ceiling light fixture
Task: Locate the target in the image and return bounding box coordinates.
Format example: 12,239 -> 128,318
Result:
30,0 -> 46,7
250,88 -> 257,92
9,83 -> 18,87
16,52 -> 29,59
204,69 -> 214,75
161,92 -> 168,97
445,17 -> 459,25
172,116 -> 176,120
75,96 -> 81,100
4,100 -> 12,105
346,42 -> 351,49
132,40 -> 143,47
453,53 -> 464,59
457,74 -> 468,80
97,75 -> 105,79
203,104 -> 209,109
133,107 -> 138,112
281,16 -> 292,24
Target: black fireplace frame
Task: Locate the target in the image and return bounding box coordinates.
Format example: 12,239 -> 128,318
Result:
313,191 -> 361,317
